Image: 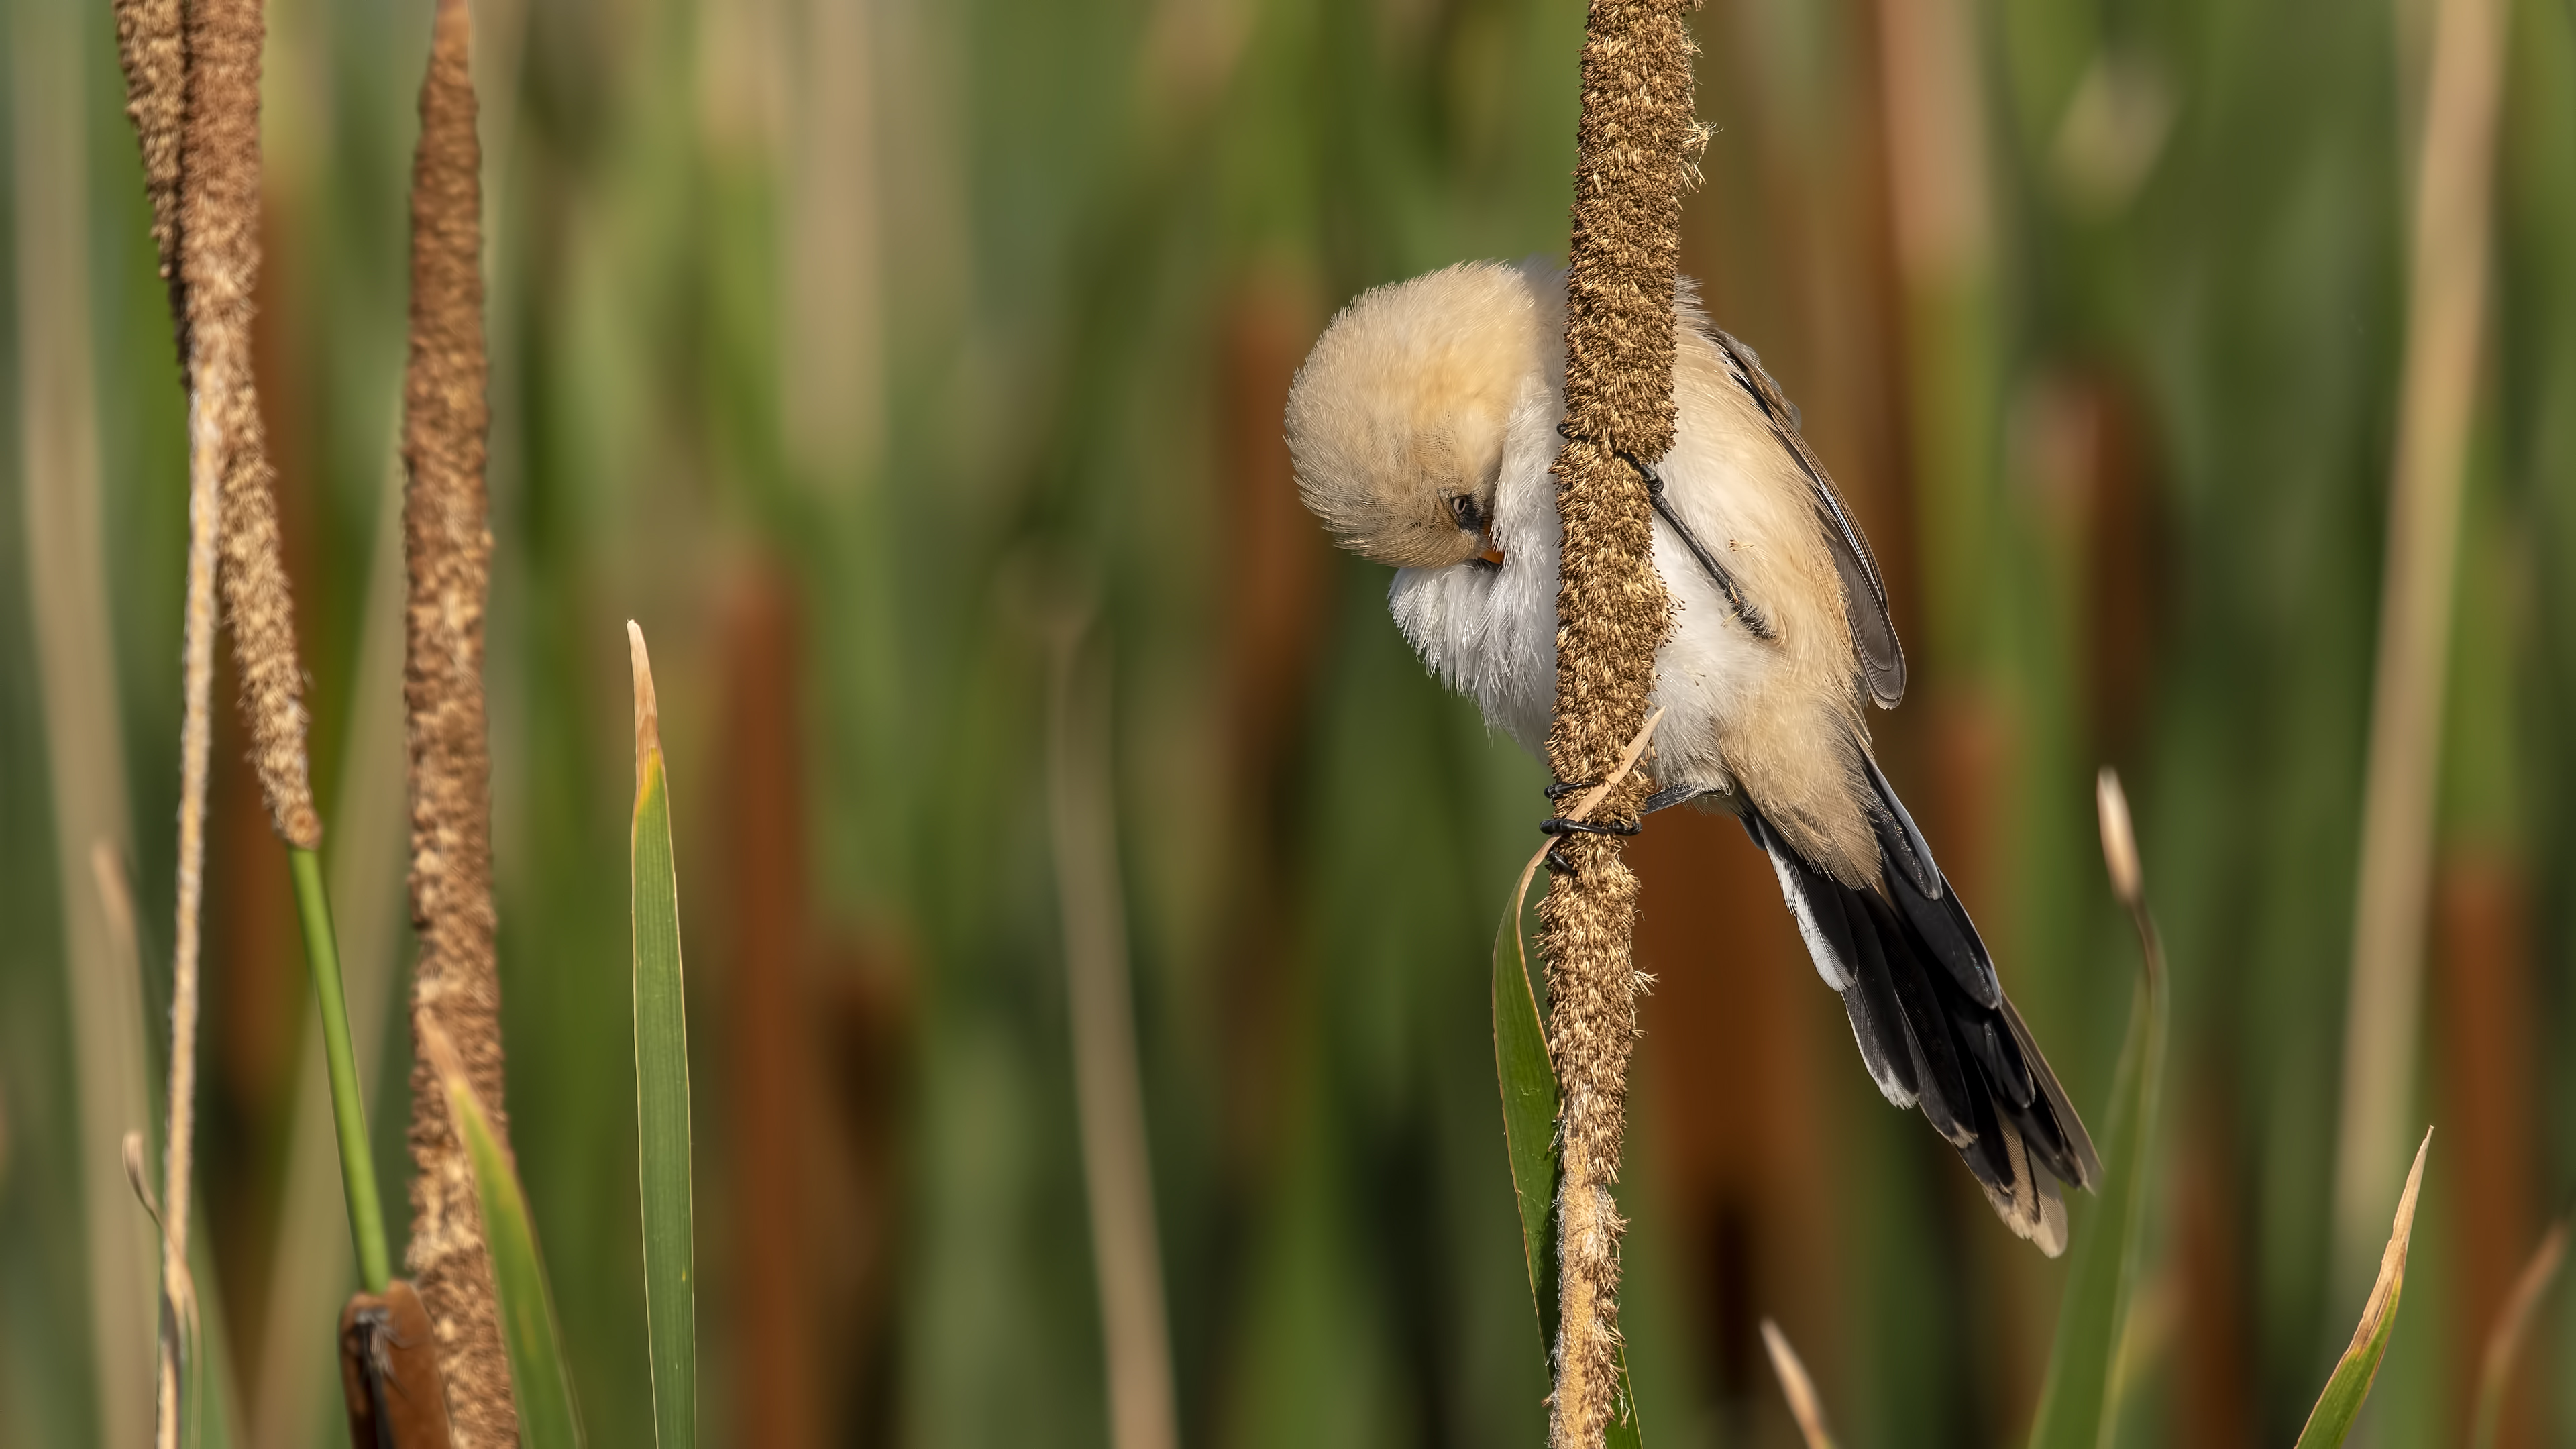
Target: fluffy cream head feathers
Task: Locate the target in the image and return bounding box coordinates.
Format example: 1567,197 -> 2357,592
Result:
1285,261 -> 1544,569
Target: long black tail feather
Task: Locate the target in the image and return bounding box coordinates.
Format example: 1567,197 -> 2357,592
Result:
1743,769 -> 2101,1255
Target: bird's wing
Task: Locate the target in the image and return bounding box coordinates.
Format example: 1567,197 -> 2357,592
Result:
1705,327 -> 1908,708
1741,792 -> 2099,1256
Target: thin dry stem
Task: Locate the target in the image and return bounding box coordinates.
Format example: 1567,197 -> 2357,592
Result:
158,396 -> 219,1449
1541,1 -> 1694,1443
2333,0 -> 2506,1294
400,0 -> 515,1438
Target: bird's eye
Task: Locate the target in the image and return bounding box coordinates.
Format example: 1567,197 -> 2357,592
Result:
1448,494 -> 1483,531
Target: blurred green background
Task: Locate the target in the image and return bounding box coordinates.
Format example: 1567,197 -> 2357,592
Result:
4,0 -> 2575,1444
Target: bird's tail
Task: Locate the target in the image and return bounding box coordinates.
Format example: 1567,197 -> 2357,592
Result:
1743,758 -> 2100,1255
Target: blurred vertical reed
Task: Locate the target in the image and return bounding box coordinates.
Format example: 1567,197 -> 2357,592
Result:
400,0 -> 517,1436
2468,1221 -> 2567,1449
2332,0 -> 2510,1296
1045,610 -> 1179,1449
11,0 -> 156,1437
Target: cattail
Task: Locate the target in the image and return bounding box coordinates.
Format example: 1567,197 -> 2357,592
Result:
171,0 -> 323,852
398,0 -> 517,1440
1538,1 -> 1695,1444
110,0 -> 184,319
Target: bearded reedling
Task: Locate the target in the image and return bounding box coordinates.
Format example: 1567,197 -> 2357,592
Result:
1287,260 -> 2098,1252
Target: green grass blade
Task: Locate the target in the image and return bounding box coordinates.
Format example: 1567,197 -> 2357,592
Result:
426,1024 -> 584,1449
2294,1131 -> 2431,1449
287,845 -> 392,1293
1493,871 -> 1646,1447
2027,771 -> 2169,1449
627,623 -> 697,1449
1493,879 -> 1559,1339
2023,973 -> 2162,1449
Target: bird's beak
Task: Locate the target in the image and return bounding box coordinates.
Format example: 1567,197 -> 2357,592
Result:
1479,528 -> 1504,567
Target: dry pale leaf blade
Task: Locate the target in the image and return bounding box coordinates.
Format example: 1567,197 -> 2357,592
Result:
2293,1129 -> 2433,1449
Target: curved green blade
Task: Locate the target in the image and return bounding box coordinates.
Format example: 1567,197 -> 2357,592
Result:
1493,889 -> 1559,1331
2025,970 -> 2164,1449
2029,771 -> 2169,1449
2294,1131 -> 2432,1449
427,1026 -> 584,1449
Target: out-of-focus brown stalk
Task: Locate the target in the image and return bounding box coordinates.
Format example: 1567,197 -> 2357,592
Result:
399,0 -> 515,1440
2331,0 -> 2506,1297
1542,1 -> 1693,1443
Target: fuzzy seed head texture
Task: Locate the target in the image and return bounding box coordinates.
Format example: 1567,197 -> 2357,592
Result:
399,0 -> 516,1442
171,0 -> 325,851
1540,1 -> 1697,1445
111,0 -> 184,313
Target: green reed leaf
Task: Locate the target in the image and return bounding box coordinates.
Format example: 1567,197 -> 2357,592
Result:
627,623 -> 697,1449
428,1026 -> 584,1449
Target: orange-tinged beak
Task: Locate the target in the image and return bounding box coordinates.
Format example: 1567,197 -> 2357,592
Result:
1480,543 -> 1506,567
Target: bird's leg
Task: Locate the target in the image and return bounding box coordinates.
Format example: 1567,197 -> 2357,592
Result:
1540,782 -> 1705,871
1640,783 -> 1707,816
1603,445 -> 1780,642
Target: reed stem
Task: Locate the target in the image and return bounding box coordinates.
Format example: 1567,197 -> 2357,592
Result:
289,847 -> 392,1292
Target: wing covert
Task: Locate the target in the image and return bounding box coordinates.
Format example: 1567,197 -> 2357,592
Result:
1706,327 -> 1908,708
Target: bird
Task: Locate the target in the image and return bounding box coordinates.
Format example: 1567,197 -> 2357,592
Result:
1284,258 -> 2100,1254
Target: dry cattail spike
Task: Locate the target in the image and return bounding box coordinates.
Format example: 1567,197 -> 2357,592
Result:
1538,1 -> 1695,1443
166,0 -> 324,851
399,0 -> 516,1440
111,0 -> 184,315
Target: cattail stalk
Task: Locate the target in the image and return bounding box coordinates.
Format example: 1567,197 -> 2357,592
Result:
2331,0 -> 2506,1297
400,0 -> 517,1439
114,0 -> 338,1430
1542,1 -> 1694,1443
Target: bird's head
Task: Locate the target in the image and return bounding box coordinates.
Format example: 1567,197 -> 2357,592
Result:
1285,261 -> 1544,570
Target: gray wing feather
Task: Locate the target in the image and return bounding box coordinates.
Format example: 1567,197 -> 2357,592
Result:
1706,328 -> 1909,708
